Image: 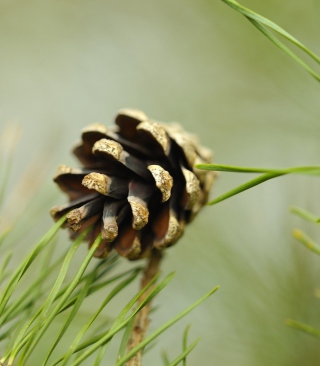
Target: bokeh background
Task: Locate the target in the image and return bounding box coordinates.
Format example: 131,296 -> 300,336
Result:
1,0 -> 320,364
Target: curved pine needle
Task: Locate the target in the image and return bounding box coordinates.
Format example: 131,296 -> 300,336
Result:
208,172 -> 283,205
195,164 -> 320,205
248,18 -> 320,82
221,0 -> 320,81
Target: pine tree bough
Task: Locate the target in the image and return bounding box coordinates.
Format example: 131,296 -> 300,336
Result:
125,249 -> 162,366
50,109 -> 215,259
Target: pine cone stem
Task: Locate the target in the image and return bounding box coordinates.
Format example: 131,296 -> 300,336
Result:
125,249 -> 163,366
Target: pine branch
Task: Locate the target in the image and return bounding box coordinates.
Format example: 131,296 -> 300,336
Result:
125,249 -> 163,366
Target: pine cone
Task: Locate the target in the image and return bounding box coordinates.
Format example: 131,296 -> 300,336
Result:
50,109 -> 215,260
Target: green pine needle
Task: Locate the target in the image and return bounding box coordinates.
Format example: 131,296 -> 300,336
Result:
220,0 -> 320,81
59,269 -> 140,366
209,172 -> 282,205
0,215 -> 67,321
70,273 -> 174,366
292,230 -> 320,256
285,319 -> 320,338
196,163 -> 320,175
115,286 -> 219,366
23,234 -> 102,363
116,317 -> 135,362
182,325 -> 191,366
161,351 -> 170,365
195,164 -> 320,205
167,338 -> 200,366
42,267 -> 97,366
290,206 -> 320,224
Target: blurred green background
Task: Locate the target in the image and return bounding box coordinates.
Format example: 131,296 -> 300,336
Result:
1,0 -> 320,364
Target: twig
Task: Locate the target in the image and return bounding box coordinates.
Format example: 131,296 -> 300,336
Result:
125,249 -> 163,366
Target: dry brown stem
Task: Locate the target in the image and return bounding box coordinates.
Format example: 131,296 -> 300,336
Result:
125,249 -> 163,366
